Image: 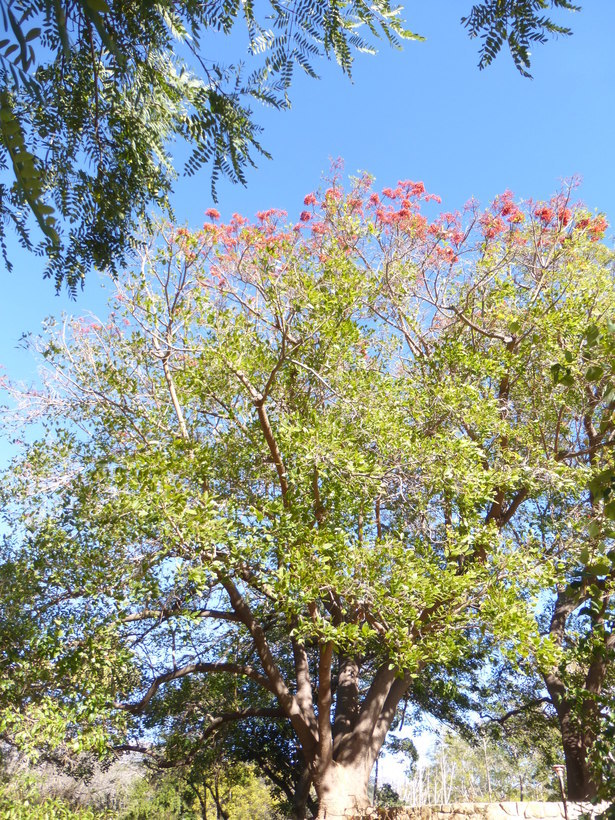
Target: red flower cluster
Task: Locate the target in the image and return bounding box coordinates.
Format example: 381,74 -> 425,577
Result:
436,246 -> 458,264
311,221 -> 327,236
577,215 -> 609,241
479,213 -> 505,239
205,208 -> 220,220
303,193 -> 317,206
534,205 -> 555,225
496,192 -> 524,224
325,187 -> 342,201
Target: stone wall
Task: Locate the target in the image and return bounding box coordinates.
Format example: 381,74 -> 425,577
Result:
361,803 -> 608,820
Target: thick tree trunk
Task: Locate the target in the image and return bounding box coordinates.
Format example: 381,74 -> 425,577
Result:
544,672 -> 599,801
544,587 -> 613,802
559,707 -> 598,801
314,759 -> 371,819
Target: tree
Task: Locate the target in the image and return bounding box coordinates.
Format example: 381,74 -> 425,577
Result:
374,782 -> 401,808
0,1 -> 579,291
475,310 -> 615,803
2,175 -> 613,818
402,727 -> 559,806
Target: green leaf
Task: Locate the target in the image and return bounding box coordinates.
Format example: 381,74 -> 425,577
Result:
586,365 -> 604,382
585,324 -> 600,347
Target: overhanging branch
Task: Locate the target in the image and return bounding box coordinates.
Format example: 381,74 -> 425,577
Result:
116,661 -> 274,714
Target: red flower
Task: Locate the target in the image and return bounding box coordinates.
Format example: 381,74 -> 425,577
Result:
303,193 -> 317,206
479,213 -> 505,239
299,211 -> 311,222
534,205 -> 554,224
256,209 -> 277,222
311,222 -> 327,235
436,247 -> 458,264
325,187 -> 342,201
205,208 -> 220,220
589,216 -> 608,241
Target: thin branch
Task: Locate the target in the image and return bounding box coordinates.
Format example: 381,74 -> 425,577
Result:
481,697 -> 553,725
254,399 -> 289,506
122,607 -> 241,624
443,305 -> 514,344
220,575 -> 317,755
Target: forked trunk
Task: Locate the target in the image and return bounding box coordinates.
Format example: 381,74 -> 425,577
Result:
314,759 -> 371,819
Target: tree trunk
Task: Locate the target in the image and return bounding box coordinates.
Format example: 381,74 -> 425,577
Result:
544,672 -> 599,801
290,767 -> 314,820
544,588 -> 612,802
314,759 -> 371,819
559,708 -> 598,802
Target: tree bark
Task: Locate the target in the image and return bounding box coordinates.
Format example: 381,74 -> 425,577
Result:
313,759 -> 371,819
310,663 -> 410,817
544,672 -> 599,801
290,767 -> 314,820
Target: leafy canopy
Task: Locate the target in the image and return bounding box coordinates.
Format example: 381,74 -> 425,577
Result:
462,0 -> 580,76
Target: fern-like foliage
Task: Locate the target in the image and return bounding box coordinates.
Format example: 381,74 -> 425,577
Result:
462,0 -> 579,77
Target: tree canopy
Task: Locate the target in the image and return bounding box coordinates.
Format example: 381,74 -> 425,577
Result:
2,175 -> 613,817
0,0 -> 580,291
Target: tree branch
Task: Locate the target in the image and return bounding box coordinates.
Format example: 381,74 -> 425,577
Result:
122,607 -> 240,624
316,642 -> 334,765
116,662 -> 274,714
482,697 -> 553,725
220,576 -> 317,755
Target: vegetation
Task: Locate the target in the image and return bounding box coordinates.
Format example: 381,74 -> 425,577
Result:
462,0 -> 580,76
0,1 -> 580,290
2,175 -> 614,817
405,729 -> 560,805
0,763 -> 282,819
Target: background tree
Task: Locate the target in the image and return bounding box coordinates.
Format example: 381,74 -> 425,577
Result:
473,308 -> 615,803
0,1 -> 579,291
401,727 -> 559,806
2,176 -> 613,817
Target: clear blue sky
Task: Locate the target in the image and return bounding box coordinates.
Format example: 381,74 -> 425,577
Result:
1,2 -> 614,386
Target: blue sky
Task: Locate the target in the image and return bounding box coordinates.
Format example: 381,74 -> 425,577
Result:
1,2 -> 614,388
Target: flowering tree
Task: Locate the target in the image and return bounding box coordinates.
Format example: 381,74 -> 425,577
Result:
1,175 -> 614,817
